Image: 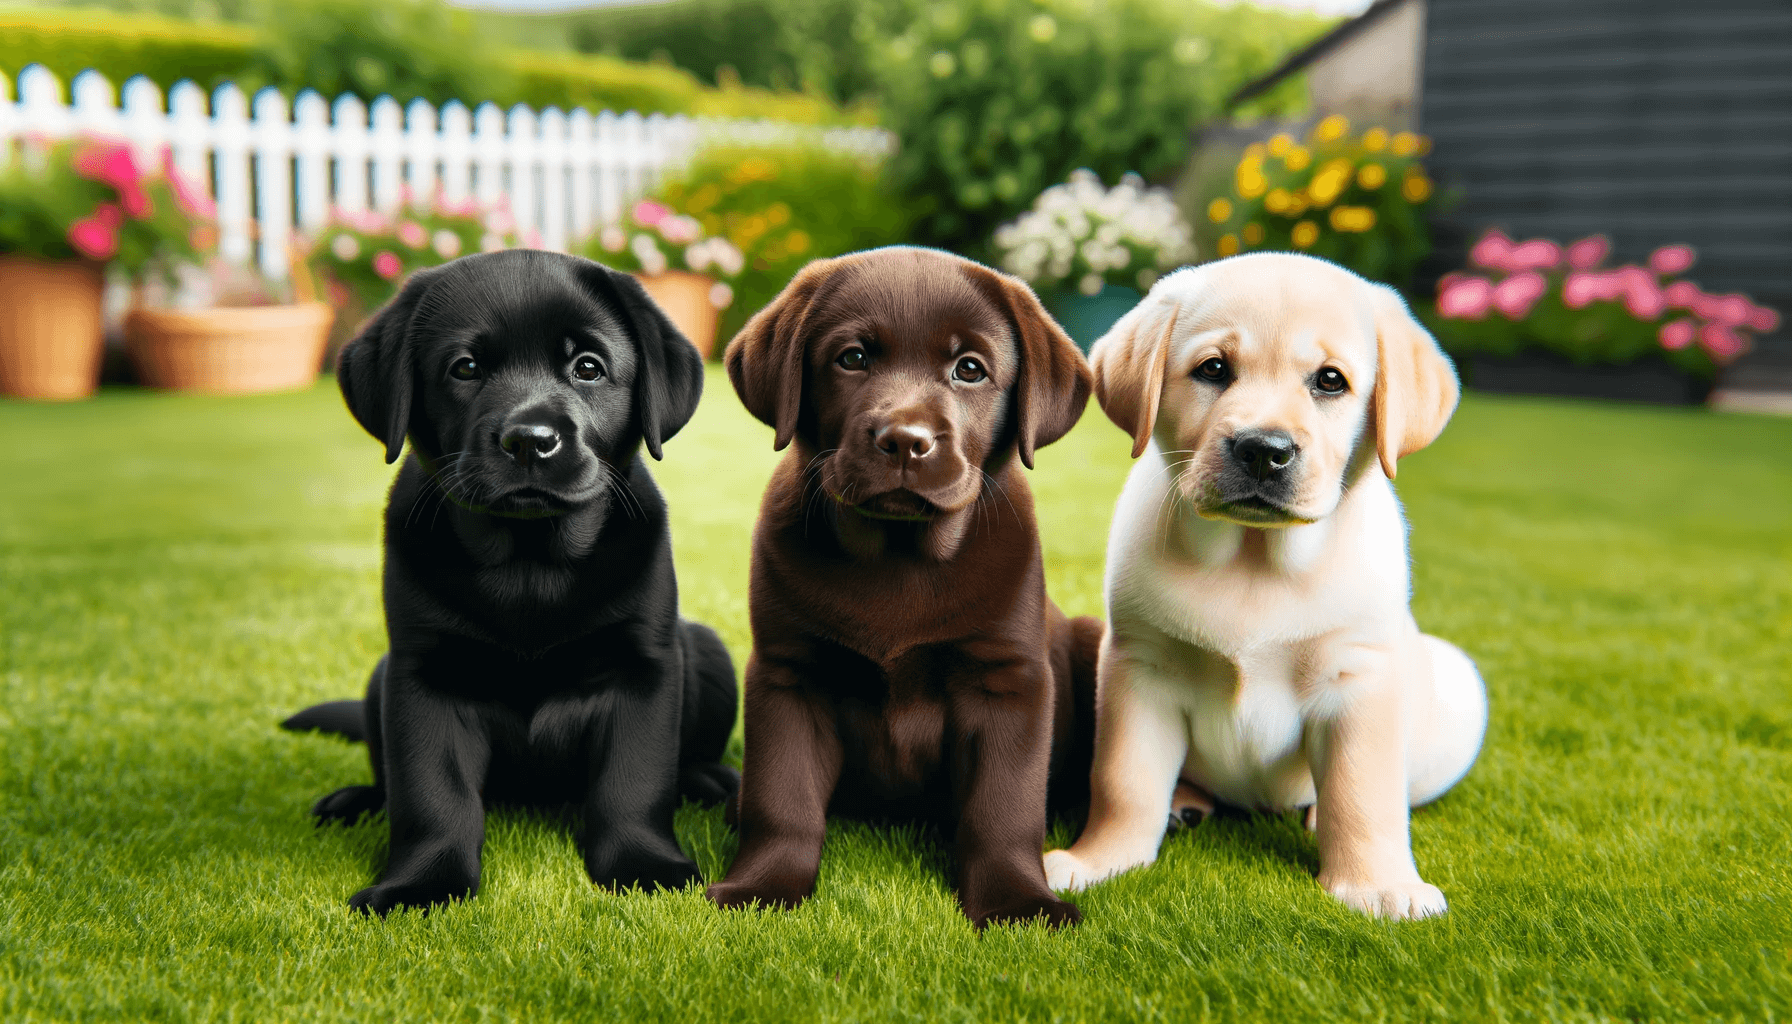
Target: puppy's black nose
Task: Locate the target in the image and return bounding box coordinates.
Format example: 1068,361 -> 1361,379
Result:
875,423 -> 935,462
500,423 -> 561,465
1231,429 -> 1297,481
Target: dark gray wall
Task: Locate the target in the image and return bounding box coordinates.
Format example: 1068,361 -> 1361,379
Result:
1419,0 -> 1792,386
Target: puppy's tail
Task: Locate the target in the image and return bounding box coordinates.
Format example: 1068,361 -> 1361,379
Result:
281,699 -> 367,743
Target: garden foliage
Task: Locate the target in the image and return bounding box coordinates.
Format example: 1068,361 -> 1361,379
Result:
874,0 -> 1324,253
302,193 -> 515,323
1203,116 -> 1436,288
1425,230 -> 1781,379
992,169 -> 1194,296
0,137 -> 212,280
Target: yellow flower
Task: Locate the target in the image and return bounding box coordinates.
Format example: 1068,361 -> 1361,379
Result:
1286,190 -> 1310,216
1391,131 -> 1420,157
1267,133 -> 1294,157
784,229 -> 810,254
1264,187 -> 1291,214
1361,127 -> 1388,152
1242,222 -> 1264,245
1328,206 -> 1377,232
1402,172 -> 1433,203
766,202 -> 791,226
1291,221 -> 1318,248
1284,145 -> 1311,171
1357,163 -> 1387,189
1311,114 -> 1349,143
1235,162 -> 1268,200
1418,135 -> 1433,155
1207,197 -> 1233,223
687,183 -> 722,213
1217,233 -> 1240,257
1308,158 -> 1353,206
729,157 -> 778,184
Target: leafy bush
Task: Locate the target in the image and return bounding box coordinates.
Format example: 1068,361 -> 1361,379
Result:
0,137 -> 212,281
1202,116 -> 1437,288
301,193 -> 514,318
0,9 -> 256,94
1425,229 -> 1781,379
585,144 -> 915,341
241,0 -> 511,109
993,169 -> 1194,295
873,0 -> 1325,254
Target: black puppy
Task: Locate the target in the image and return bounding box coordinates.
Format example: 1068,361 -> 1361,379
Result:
283,249 -> 738,915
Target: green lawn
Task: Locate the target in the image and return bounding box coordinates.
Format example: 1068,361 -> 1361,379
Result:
2,369 -> 1789,1022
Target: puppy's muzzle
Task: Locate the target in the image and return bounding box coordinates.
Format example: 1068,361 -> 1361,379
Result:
500,422 -> 562,466
1229,429 -> 1297,482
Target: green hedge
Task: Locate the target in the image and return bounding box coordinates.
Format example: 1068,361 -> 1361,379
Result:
0,7 -> 856,123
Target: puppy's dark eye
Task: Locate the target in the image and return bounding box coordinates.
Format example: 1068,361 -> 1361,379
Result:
953,356 -> 987,383
1315,367 -> 1348,394
837,347 -> 868,371
572,355 -> 605,382
449,357 -> 481,381
1194,357 -> 1230,383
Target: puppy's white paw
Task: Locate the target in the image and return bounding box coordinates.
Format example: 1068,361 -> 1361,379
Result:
1321,878 -> 1448,920
1043,849 -> 1093,892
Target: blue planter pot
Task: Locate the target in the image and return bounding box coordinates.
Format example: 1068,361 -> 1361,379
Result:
1043,285 -> 1143,352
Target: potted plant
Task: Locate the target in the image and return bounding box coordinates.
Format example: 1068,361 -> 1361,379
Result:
123,259 -> 335,395
303,190 -> 516,361
584,198 -> 746,359
1202,116 -> 1439,288
1426,229 -> 1780,404
0,137 -> 210,400
992,169 -> 1196,351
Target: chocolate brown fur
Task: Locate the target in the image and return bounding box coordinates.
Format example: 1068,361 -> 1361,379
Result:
706,247 -> 1100,928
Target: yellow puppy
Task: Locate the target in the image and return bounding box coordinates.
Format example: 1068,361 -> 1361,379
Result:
1044,253 -> 1486,919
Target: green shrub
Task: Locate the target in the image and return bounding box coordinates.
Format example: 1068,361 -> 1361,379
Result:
872,0 -> 1326,254
0,9 -> 256,93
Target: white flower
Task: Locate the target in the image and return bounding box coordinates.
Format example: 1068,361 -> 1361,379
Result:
993,169 -> 1195,288
480,232 -> 505,253
431,230 -> 462,260
1079,274 -> 1104,296
600,225 -> 626,252
330,234 -> 360,261
711,239 -> 745,277
685,240 -> 714,273
708,281 -> 734,309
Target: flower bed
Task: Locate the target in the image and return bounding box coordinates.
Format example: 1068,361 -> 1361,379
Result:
1427,230 -> 1780,396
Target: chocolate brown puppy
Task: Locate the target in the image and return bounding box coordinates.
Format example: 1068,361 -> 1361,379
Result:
706,246 -> 1100,928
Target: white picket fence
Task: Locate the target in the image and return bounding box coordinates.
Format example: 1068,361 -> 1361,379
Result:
0,64 -> 893,280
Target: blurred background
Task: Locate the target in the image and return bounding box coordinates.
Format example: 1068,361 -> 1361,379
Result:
0,0 -> 1784,409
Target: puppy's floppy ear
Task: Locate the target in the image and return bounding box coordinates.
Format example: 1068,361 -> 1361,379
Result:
337,266 -> 441,464
577,261 -> 704,461
966,266 -> 1091,469
724,256 -> 843,451
1089,294 -> 1178,459
1369,284 -> 1460,479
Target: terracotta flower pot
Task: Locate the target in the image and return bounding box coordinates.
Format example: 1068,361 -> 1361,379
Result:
124,302 -> 335,395
633,271 -> 720,359
0,256 -> 106,401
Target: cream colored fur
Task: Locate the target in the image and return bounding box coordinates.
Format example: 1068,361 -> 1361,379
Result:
1044,253 -> 1486,920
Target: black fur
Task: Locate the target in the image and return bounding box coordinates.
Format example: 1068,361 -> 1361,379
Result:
282,249 -> 738,916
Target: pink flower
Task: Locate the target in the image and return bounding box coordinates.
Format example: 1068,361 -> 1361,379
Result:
161,151 -> 217,218
92,203 -> 123,229
120,185 -> 153,219
1664,281 -> 1702,308
1648,244 -> 1695,276
1469,229 -> 1516,272
1710,294 -> 1752,326
1698,324 -> 1746,362
1563,273 -> 1601,309
1507,239 -> 1562,272
1622,278 -> 1666,320
1492,271 -> 1547,320
1437,276 -> 1495,320
1567,235 -> 1609,270
74,141 -> 141,191
372,251 -> 402,280
1658,319 -> 1696,350
67,212 -> 120,261
397,220 -> 428,249
522,229 -> 545,250
632,200 -> 671,227
1746,304 -> 1781,333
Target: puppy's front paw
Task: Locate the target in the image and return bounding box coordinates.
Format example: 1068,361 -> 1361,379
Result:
588,848 -> 702,894
704,878 -> 809,912
1321,877 -> 1447,920
1044,849 -> 1113,892
348,881 -> 467,916
966,893 -> 1081,930
311,785 -> 384,824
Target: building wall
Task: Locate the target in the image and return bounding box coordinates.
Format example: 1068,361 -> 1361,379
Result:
1419,0 -> 1792,384
1307,0 -> 1426,130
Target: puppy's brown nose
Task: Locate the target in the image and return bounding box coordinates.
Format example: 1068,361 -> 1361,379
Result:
875,422 -> 935,462
1231,429 -> 1296,481
500,423 -> 561,465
